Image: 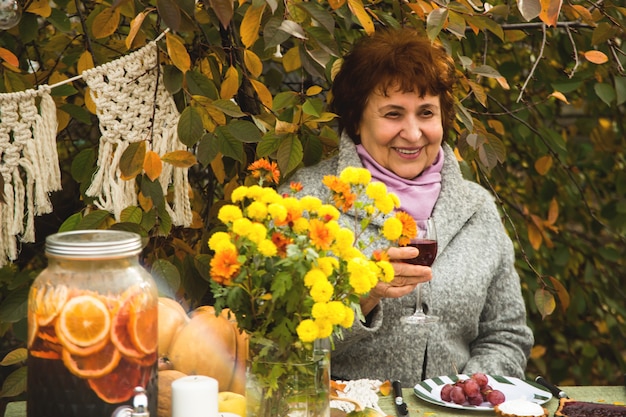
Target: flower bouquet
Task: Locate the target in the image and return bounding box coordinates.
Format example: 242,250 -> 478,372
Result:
208,159 -> 416,417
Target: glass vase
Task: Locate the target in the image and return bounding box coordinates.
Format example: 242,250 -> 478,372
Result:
245,338 -> 330,417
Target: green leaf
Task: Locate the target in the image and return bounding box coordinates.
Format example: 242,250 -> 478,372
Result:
18,13 -> 39,43
186,70 -> 219,99
0,348 -> 27,366
70,148 -> 96,183
194,254 -> 212,280
163,64 -> 184,95
273,91 -> 299,112
614,76 -> 626,106
465,15 -> 505,41
454,100 -> 474,130
59,103 -> 91,124
263,17 -> 292,49
301,133 -> 323,166
227,120 -> 262,143
0,366 -> 27,398
120,206 -> 143,224
426,8 -> 448,41
215,125 -> 245,162
178,106 -> 204,147
151,259 -> 181,297
0,286 -> 28,323
58,213 -> 83,232
256,132 -> 283,158
119,141 -> 146,180
302,98 -> 323,117
276,134 -> 304,176
212,99 -> 246,117
471,64 -> 503,79
157,0 -> 182,31
296,2 -> 335,33
52,84 -> 79,98
77,210 -> 112,229
196,132 -> 219,167
594,82 -> 615,106
141,177 -> 166,209
48,7 -> 72,32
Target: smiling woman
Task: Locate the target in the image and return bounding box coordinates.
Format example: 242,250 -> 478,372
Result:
280,27 -> 534,386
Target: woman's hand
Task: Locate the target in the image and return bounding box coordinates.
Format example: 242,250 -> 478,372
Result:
360,246 -> 433,316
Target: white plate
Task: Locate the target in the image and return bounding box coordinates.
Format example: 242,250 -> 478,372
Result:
413,374 -> 552,411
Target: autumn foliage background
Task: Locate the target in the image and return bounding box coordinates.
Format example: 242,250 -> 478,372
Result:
0,0 -> 625,399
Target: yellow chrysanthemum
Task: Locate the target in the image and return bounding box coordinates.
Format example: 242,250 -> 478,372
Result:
246,185 -> 266,201
292,217 -> 310,234
311,302 -> 330,320
377,260 -> 395,283
366,182 -> 387,201
208,231 -> 234,251
247,222 -> 267,244
390,193 -> 401,208
340,167 -> 371,185
374,195 -> 396,214
317,257 -> 338,276
304,268 -> 327,288
318,204 -> 340,221
315,319 -> 333,338
332,228 -> 355,257
347,257 -> 377,294
257,239 -> 277,256
340,306 -> 355,328
296,319 -> 319,343
218,205 -> 243,224
232,217 -> 253,237
310,279 -> 334,303
268,203 -> 288,223
231,186 -> 248,202
300,195 -> 322,212
246,201 -> 268,221
327,301 -> 346,325
382,217 -> 403,241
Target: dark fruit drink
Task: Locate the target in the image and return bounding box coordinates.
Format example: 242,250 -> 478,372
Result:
404,239 -> 438,266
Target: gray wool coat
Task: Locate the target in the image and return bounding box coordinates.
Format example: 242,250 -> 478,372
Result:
282,134 -> 534,386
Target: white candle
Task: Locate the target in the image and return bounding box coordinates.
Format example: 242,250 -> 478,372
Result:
171,375 -> 219,417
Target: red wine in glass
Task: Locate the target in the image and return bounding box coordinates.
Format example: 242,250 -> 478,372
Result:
401,217 -> 439,325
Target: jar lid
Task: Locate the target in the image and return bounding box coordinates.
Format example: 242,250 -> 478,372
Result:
45,230 -> 144,258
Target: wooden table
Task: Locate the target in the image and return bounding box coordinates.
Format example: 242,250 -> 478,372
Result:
6,385 -> 625,416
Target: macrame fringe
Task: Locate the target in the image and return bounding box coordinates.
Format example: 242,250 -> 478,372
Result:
0,87 -> 61,267
83,42 -> 192,227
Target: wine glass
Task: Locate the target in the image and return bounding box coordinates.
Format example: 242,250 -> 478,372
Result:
401,217 -> 439,325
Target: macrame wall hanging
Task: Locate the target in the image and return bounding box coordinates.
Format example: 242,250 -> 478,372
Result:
82,41 -> 192,228
0,87 -> 61,267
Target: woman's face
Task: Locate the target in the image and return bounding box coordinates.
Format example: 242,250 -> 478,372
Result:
357,87 -> 444,179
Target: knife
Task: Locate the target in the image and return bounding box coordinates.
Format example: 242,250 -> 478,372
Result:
535,375 -> 569,399
392,380 -> 409,417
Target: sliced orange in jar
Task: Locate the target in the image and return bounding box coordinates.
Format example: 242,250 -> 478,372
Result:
62,342 -> 121,379
31,283 -> 70,326
110,294 -> 144,359
88,358 -> 142,403
128,296 -> 158,355
56,294 -> 111,349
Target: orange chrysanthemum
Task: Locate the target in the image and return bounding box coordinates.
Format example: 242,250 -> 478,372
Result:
271,232 -> 292,257
395,211 -> 417,246
372,249 -> 390,262
248,159 -> 280,184
322,176 -> 357,212
309,219 -> 334,250
210,248 -> 241,285
290,182 -> 303,193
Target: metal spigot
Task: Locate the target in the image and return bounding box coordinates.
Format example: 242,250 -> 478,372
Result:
111,387 -> 150,417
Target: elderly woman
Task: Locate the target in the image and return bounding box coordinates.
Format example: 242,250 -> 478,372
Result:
283,28 -> 534,386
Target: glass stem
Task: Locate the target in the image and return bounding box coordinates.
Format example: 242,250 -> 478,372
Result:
414,283 -> 425,316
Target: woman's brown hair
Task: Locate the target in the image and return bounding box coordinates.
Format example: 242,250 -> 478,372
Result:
330,28 -> 457,144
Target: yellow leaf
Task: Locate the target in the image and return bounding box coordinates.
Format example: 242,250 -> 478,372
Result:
138,191 -> 153,212
347,0 -> 375,35
549,91 -> 569,104
282,46 -> 301,73
539,0 -> 562,26
548,276 -> 570,313
527,221 -> 543,250
126,10 -> 151,50
496,76 -> 510,90
378,380 -> 392,396
92,7 -> 121,39
547,197 -> 559,225
0,47 -> 19,67
250,79 -> 273,111
203,104 -> 226,127
143,151 -> 163,181
328,0 -> 346,9
534,155 -> 553,175
161,150 -> 197,168
210,153 -> 226,184
487,119 -> 505,135
57,108 -> 70,132
534,288 -> 556,319
583,50 -> 609,64
530,345 -> 546,359
26,0 -> 51,17
406,3 -> 426,19
189,211 -> 204,229
220,66 -> 240,100
166,33 -> 191,73
468,81 -> 487,107
77,51 -> 94,74
85,87 -> 97,115
306,85 -> 323,96
275,120 -> 298,134
244,49 -> 263,78
240,4 -> 266,49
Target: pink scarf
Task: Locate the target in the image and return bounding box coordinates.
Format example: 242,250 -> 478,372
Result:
356,145 -> 444,221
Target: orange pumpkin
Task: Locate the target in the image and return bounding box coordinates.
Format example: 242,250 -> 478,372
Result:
165,304 -> 248,394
